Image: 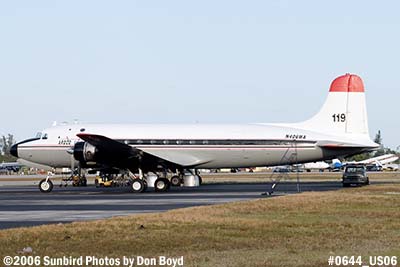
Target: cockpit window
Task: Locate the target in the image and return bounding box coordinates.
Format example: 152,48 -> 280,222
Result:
42,133 -> 48,140
35,132 -> 42,138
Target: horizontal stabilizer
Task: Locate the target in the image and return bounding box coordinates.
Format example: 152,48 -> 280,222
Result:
316,140 -> 374,149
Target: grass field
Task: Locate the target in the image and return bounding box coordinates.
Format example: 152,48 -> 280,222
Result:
202,171 -> 400,183
1,181 -> 400,266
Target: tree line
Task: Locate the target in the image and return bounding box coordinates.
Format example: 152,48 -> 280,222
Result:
0,134 -> 16,162
345,130 -> 399,162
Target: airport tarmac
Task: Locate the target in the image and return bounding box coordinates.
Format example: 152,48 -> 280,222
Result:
0,181 -> 347,230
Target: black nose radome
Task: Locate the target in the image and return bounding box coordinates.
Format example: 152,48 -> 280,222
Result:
10,144 -> 18,158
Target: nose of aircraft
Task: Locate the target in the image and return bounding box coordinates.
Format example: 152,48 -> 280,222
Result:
10,144 -> 18,158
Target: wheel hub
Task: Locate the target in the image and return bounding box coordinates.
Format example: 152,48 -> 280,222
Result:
132,181 -> 142,191
41,182 -> 50,191
157,181 -> 165,189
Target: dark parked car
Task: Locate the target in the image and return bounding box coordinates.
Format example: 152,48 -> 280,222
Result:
366,164 -> 382,172
342,164 -> 369,187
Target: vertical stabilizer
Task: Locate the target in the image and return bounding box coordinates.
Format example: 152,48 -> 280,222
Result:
297,74 -> 369,136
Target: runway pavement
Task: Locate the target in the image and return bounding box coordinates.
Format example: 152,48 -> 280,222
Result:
0,181 -> 346,230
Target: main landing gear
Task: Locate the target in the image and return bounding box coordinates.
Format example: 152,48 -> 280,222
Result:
129,169 -> 201,193
170,175 -> 181,187
131,176 -> 150,193
130,171 -> 171,193
154,177 -> 170,192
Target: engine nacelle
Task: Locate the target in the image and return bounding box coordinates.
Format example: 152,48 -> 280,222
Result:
73,141 -> 136,169
73,142 -> 98,164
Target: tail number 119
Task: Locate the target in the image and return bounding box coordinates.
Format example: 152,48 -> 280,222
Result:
332,113 -> 346,122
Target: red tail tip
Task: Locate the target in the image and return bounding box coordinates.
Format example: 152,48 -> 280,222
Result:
329,73 -> 364,93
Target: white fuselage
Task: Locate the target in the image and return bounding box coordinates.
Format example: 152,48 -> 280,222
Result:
16,123 -> 376,169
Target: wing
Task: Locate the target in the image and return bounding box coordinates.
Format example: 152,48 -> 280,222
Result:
77,133 -> 136,157
76,133 -> 183,171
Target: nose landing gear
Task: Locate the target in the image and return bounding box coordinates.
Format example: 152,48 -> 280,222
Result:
39,172 -> 54,193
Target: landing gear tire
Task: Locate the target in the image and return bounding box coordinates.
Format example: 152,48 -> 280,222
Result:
39,179 -> 54,193
155,178 -> 170,192
131,179 -> 146,193
170,176 -> 181,186
198,175 -> 203,186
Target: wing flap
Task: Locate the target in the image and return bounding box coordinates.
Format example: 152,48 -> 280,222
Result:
140,148 -> 210,167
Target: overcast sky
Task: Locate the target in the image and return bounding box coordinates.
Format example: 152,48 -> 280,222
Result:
0,1 -> 399,149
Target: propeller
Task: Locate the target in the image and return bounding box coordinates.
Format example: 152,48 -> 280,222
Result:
67,147 -> 75,176
67,143 -> 85,186
66,145 -> 77,187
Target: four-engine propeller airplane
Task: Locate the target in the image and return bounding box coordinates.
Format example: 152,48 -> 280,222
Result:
10,73 -> 378,193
